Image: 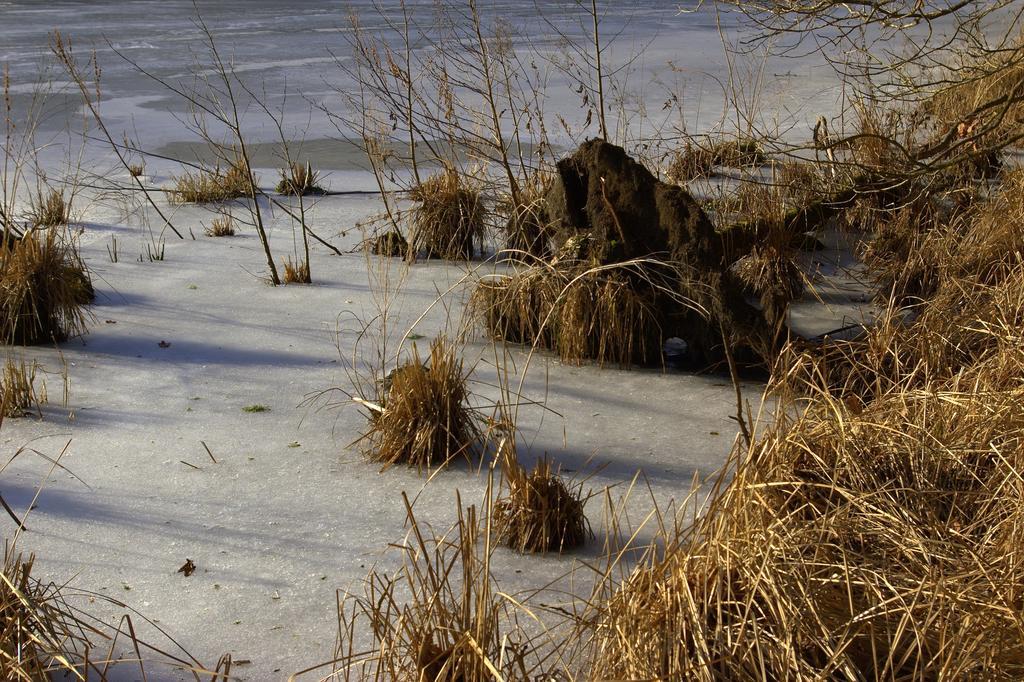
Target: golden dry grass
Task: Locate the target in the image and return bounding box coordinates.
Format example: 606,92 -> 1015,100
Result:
205,215 -> 236,237
275,161 -> 325,196
28,189 -> 70,228
0,356 -> 44,418
667,136 -> 768,183
0,230 -> 92,345
587,153 -> 1024,680
127,163 -> 145,178
0,551 -> 87,680
408,169 -> 486,261
358,337 -> 481,472
170,159 -> 250,204
326,498 -> 547,681
472,262 -> 666,368
498,174 -> 553,258
282,257 -> 311,284
493,451 -> 590,554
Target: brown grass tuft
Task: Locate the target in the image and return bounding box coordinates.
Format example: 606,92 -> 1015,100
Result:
369,230 -> 409,258
205,215 -> 236,237
275,161 -> 325,196
127,163 -> 145,178
493,451 -> 590,553
359,337 -> 480,472
472,262 -> 667,368
408,169 -> 486,260
667,136 -> 768,183
0,230 -> 92,345
170,158 -> 250,203
0,356 -> 44,418
28,189 -> 70,228
331,498 -> 548,681
282,257 -> 311,284
498,174 -> 553,257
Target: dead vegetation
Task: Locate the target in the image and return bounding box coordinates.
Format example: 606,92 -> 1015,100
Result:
357,337 -> 481,472
585,123 -> 1024,679
498,174 -> 553,258
473,261 -> 669,368
0,230 -> 92,345
0,545 -> 234,679
369,230 -> 409,258
493,450 -> 590,554
275,161 -> 325,196
666,136 -> 768,183
282,257 -> 311,284
408,169 -> 487,261
0,356 -> 44,418
170,159 -> 250,204
205,215 -> 236,237
323,498 -> 560,681
127,163 -> 145,178
28,189 -> 70,228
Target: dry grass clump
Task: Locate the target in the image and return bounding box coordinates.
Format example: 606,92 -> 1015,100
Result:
1,551 -> 89,679
328,499 -> 550,681
733,243 -> 804,324
127,163 -> 145,178
205,215 -> 236,237
499,174 -> 553,258
667,136 -> 768,183
28,189 -> 70,228
472,263 -> 666,368
0,230 -> 92,345
170,158 -> 250,203
408,169 -> 486,260
493,452 -> 590,553
369,230 -> 409,257
282,257 -> 311,284
275,161 -> 325,196
359,337 -> 480,472
0,357 -> 44,418
0,545 -> 229,679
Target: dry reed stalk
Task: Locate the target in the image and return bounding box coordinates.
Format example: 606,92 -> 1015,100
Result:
0,230 -> 92,345
585,143 -> 1024,680
408,169 -> 487,261
359,337 -> 481,472
320,495 -> 551,681
498,174 -> 553,258
667,136 -> 767,183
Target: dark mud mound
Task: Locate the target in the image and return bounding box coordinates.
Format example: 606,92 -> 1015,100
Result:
522,139 -> 778,367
